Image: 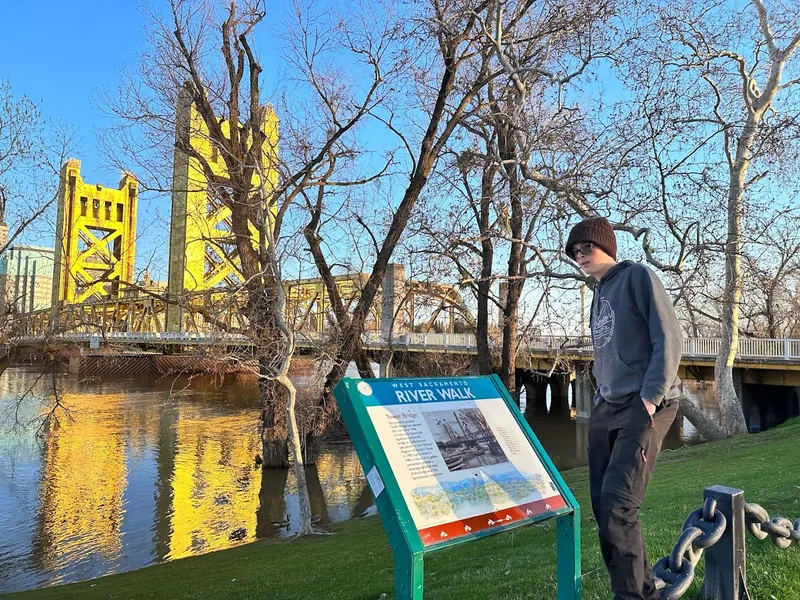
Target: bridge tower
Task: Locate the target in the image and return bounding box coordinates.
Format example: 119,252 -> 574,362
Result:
166,84 -> 278,332
51,159 -> 138,309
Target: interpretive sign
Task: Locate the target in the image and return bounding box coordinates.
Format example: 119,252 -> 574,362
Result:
334,375 -> 581,600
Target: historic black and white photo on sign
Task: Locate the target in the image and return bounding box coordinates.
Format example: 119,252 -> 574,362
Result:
423,408 -> 509,472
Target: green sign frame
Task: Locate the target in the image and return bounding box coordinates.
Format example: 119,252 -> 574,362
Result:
333,374 -> 581,599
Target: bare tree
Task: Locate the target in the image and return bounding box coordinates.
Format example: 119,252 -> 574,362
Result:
0,80 -> 48,256
640,0 -> 800,435
414,133 -> 502,376
0,80 -> 76,344
0,86 -> 78,250
101,0 -> 403,481
302,0 -> 532,439
97,0 -> 330,531
740,209 -> 800,337
445,0 -> 628,395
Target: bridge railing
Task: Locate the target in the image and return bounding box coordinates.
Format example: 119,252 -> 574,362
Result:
398,333 -> 476,348
7,331 -> 800,361
685,337 -> 718,356
388,333 -> 800,361
683,337 -> 800,360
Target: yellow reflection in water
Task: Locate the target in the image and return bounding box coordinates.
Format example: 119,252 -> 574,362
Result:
168,408 -> 261,559
309,449 -> 367,510
37,393 -> 127,571
314,451 -> 364,489
28,373 -> 371,574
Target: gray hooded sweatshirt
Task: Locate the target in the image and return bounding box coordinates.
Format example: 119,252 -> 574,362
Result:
590,261 -> 682,406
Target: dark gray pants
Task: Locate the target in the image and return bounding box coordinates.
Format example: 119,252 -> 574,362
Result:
588,396 -> 678,600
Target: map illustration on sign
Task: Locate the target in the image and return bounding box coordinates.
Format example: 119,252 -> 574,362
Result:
359,378 -> 566,546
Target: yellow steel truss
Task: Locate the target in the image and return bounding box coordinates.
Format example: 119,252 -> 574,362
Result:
167,86 -> 278,331
174,93 -> 278,290
285,274 -> 381,333
52,159 -> 138,306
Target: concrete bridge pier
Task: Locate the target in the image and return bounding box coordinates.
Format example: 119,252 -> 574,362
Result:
381,263 -> 405,340
745,384 -> 799,431
549,373 -> 572,418
573,361 -> 595,422
733,368 -> 800,432
522,374 -> 549,417
791,388 -> 800,419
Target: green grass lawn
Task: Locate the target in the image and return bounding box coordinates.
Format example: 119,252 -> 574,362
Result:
6,419 -> 800,600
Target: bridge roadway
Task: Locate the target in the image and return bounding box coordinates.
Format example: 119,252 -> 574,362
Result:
9,331 -> 800,429
10,332 -> 800,370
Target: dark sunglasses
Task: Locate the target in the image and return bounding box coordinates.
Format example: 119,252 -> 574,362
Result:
568,242 -> 595,260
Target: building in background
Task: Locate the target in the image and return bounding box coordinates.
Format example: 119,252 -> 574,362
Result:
0,245 -> 55,313
0,188 -> 7,250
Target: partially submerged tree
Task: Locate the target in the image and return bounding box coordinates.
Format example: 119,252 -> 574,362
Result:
101,0 -> 387,532
302,0 -> 532,434
103,0 -> 397,489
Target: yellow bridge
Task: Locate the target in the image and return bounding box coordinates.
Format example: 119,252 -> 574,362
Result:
6,86 -> 472,340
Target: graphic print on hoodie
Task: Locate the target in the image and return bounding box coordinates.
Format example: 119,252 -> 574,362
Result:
590,261 -> 683,406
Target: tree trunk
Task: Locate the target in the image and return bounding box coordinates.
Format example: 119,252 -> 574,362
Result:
476,277 -> 493,374
679,393 -> 726,442
475,160 -> 496,375
714,125 -> 755,437
498,120 -> 524,398
278,372 -> 313,535
314,327 -> 363,449
355,352 -> 374,378
259,357 -> 289,467
500,305 -> 518,396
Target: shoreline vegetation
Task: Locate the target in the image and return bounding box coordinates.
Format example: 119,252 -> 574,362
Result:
5,419 -> 800,600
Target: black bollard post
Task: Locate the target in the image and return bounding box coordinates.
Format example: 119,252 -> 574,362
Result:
702,485 -> 751,599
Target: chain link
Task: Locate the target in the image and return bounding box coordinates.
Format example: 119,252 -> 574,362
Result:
653,498 -> 799,599
653,497 -> 727,599
744,502 -> 800,548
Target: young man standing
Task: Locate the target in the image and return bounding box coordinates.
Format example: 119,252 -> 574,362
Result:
566,216 -> 682,600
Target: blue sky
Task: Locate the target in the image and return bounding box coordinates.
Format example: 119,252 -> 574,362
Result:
0,1 -> 280,178
0,1 -> 285,278
0,1 -> 146,183
0,0 -> 645,292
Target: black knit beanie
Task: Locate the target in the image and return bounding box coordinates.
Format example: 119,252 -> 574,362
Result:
566,217 -> 617,261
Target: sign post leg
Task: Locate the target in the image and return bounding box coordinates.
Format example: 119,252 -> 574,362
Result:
394,550 -> 424,600
556,509 -> 582,599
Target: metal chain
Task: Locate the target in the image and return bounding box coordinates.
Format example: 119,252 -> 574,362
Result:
652,497 -> 727,600
648,496 -> 798,599
744,502 -> 800,549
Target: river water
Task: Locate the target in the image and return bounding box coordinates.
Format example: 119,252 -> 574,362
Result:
0,367 -> 716,593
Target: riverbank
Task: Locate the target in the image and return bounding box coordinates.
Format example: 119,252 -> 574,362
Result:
6,419 -> 800,600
